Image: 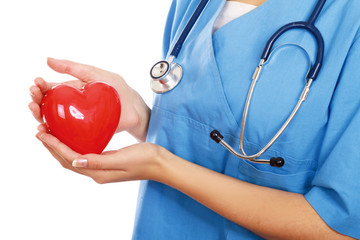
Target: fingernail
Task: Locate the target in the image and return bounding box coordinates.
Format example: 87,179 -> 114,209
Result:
30,88 -> 35,97
36,133 -> 44,141
72,159 -> 88,168
47,57 -> 57,62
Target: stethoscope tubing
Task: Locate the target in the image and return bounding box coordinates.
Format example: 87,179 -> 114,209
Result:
261,22 -> 324,80
170,0 -> 210,58
211,0 -> 326,167
152,0 -> 327,167
261,0 -> 326,81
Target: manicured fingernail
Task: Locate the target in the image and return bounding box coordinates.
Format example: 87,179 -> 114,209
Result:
72,159 -> 88,167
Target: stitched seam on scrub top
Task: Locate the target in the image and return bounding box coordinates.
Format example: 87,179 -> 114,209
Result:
152,105 -> 213,134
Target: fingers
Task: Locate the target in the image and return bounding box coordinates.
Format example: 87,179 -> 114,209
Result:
37,123 -> 48,132
35,132 -> 91,176
34,77 -> 54,94
47,57 -> 101,82
31,77 -> 57,102
30,86 -> 43,105
60,79 -> 87,89
35,132 -> 137,184
36,132 -> 81,164
35,132 -> 121,182
37,136 -> 88,176
72,151 -> 124,170
28,77 -> 87,123
29,78 -> 52,123
28,102 -> 44,123
29,77 -> 53,122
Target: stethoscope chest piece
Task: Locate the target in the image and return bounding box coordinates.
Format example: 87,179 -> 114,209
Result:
150,0 -> 210,93
150,59 -> 183,93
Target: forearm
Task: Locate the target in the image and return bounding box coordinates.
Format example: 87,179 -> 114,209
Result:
156,151 -> 353,240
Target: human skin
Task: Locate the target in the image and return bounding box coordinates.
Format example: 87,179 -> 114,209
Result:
29,58 -> 150,143
230,0 -> 266,7
29,58 -> 354,240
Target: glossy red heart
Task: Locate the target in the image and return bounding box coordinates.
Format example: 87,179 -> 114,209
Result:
41,82 -> 121,154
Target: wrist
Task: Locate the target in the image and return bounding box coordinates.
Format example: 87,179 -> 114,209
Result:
120,88 -> 151,142
151,146 -> 174,183
128,103 -> 151,142
152,147 -> 193,190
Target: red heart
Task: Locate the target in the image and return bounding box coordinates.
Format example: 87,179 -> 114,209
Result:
41,82 -> 121,154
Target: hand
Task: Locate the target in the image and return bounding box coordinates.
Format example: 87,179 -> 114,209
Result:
35,130 -> 167,183
29,58 -> 151,142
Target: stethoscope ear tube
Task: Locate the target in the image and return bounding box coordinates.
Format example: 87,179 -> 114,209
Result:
210,130 -> 285,168
261,22 -> 324,81
261,0 -> 326,81
210,63 -> 314,168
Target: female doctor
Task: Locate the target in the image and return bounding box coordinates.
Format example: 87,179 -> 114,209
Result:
29,0 -> 360,239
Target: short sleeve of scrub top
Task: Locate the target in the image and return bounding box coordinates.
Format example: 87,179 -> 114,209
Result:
135,0 -> 360,239
305,31 -> 360,237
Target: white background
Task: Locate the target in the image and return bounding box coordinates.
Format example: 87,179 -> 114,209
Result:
0,1 -> 172,239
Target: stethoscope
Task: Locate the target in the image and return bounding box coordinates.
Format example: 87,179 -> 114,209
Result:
150,0 -> 326,167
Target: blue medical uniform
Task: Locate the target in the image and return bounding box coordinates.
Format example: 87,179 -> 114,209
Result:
133,0 -> 360,239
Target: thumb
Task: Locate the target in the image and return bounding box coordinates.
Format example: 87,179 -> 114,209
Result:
47,57 -> 101,83
72,151 -> 122,170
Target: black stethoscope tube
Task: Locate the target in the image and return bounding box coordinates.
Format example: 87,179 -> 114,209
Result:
261,0 -> 326,81
170,0 -> 210,58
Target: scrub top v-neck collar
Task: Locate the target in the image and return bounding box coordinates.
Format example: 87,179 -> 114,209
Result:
207,0 -> 275,131
212,0 -> 272,37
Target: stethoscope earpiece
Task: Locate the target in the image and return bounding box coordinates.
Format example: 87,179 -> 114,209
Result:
209,130 -> 224,143
270,157 -> 285,168
210,130 -> 286,167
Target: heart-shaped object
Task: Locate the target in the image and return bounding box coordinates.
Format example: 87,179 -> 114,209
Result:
41,82 -> 121,154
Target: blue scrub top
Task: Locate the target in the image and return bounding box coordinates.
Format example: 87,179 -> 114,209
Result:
133,0 -> 360,239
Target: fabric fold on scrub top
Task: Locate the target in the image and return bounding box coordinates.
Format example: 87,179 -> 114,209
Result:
133,0 -> 360,239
